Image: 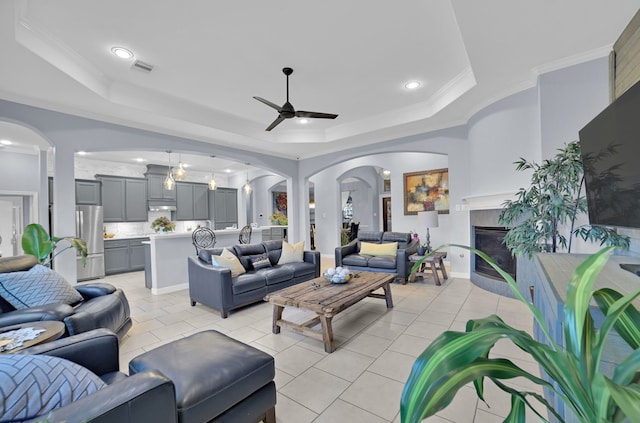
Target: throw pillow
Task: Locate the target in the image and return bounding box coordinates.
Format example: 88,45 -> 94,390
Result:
360,241 -> 398,256
250,254 -> 272,270
0,265 -> 84,310
0,354 -> 106,421
277,240 -> 305,265
212,248 -> 246,277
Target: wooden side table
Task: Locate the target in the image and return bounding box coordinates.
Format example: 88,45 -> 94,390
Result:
409,252 -> 448,285
0,321 -> 65,353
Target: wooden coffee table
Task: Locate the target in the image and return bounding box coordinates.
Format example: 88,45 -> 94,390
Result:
264,271 -> 394,353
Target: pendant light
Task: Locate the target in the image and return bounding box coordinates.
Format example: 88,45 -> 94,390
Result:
243,164 -> 252,194
173,153 -> 187,180
164,150 -> 175,190
208,155 -> 217,191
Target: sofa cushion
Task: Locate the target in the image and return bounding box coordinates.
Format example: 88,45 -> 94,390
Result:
232,273 -> 266,294
382,231 -> 412,249
263,240 -> 283,266
282,262 -> 317,278
234,243 -> 266,270
342,254 -> 370,267
360,242 -> 398,257
250,254 -> 272,270
0,354 -> 106,421
0,265 -> 83,310
258,266 -> 294,285
368,255 -> 397,269
211,249 -> 246,277
278,241 -> 304,265
197,248 -> 224,264
357,231 -> 383,243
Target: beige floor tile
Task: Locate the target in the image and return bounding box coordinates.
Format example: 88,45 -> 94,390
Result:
403,320 -> 450,339
313,348 -> 375,382
279,367 -> 351,414
363,319 -> 406,340
274,344 -> 325,377
342,332 -> 394,358
313,399 -> 388,423
434,385 -> 479,422
274,393 -> 318,423
388,333 -> 435,358
340,371 -> 404,421
378,309 -> 419,326
368,349 -> 416,383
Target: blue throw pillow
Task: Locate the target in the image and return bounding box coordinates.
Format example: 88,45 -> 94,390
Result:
0,265 -> 83,310
0,354 -> 106,421
250,254 -> 272,270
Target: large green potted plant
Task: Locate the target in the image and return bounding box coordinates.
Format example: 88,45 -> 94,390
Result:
498,141 -> 629,257
401,245 -> 640,423
21,223 -> 87,267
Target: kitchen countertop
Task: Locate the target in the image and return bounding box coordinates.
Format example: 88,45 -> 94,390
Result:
105,227 -> 266,240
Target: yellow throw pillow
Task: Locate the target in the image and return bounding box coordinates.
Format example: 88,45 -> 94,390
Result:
278,240 -> 305,264
360,241 -> 398,256
212,248 -> 246,277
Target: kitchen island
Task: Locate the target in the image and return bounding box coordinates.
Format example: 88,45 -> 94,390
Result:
144,227 -> 264,294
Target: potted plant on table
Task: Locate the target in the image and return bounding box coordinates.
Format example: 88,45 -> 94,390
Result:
151,216 -> 176,233
21,223 -> 87,267
268,212 -> 288,226
401,245 -> 640,423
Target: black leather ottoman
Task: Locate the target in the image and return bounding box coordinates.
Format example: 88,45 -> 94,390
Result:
128,330 -> 276,423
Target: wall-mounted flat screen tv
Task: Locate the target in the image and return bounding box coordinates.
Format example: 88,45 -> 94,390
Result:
579,78 -> 640,229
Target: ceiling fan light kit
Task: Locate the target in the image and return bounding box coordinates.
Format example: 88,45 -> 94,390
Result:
254,67 -> 338,131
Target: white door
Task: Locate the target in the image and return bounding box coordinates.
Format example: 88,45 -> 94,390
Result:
0,196 -> 24,257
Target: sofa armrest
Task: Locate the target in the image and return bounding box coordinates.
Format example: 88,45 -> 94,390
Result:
75,282 -> 117,299
396,239 -> 419,278
187,256 -> 234,313
19,328 -> 120,376
65,289 -> 131,337
335,240 -> 358,267
24,370 -> 178,423
0,303 -> 74,327
303,250 -> 321,277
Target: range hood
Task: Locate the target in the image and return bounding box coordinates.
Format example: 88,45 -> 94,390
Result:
148,204 -> 176,212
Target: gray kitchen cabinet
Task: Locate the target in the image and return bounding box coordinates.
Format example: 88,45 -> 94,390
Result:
146,173 -> 176,202
175,182 -> 208,220
104,239 -> 130,274
262,226 -> 287,241
75,179 -> 102,205
96,175 -> 147,222
105,237 -> 149,275
210,187 -> 238,229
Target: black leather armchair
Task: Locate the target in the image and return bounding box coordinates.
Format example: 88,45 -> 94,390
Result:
335,231 -> 418,282
0,255 -> 132,340
18,329 -> 178,423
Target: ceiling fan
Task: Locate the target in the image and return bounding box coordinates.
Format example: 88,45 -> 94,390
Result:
253,67 -> 338,131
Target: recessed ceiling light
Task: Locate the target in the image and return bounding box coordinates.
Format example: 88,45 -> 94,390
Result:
135,158 -> 146,162
77,151 -> 88,155
298,118 -> 310,125
0,139 -> 12,145
404,81 -> 421,90
111,47 -> 134,59
382,169 -> 391,177
225,169 -> 232,173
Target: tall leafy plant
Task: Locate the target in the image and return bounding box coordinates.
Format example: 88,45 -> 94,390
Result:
498,141 -> 629,258
401,245 -> 640,423
22,223 -> 87,267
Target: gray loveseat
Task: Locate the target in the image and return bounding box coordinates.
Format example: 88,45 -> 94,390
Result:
335,231 -> 418,283
187,240 -> 321,318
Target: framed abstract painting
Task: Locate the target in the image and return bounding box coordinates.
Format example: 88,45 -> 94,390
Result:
403,168 -> 449,215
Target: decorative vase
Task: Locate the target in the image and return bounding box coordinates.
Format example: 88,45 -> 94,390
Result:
417,247 -> 427,256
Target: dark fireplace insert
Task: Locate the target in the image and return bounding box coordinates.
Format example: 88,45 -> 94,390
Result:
474,226 -> 516,281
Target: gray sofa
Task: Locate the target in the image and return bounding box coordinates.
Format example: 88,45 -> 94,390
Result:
335,231 -> 418,283
0,255 -> 132,340
187,240 -> 321,318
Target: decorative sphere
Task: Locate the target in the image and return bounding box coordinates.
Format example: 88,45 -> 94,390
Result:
332,276 -> 342,283
336,266 -> 343,273
326,268 -> 336,276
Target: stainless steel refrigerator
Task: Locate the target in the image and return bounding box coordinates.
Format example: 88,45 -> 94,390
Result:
76,205 -> 105,281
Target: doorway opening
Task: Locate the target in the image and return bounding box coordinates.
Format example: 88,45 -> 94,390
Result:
382,196 -> 392,232
0,195 -> 32,257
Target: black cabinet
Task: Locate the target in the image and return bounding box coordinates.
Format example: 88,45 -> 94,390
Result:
75,179 -> 102,205
175,182 -> 209,220
210,187 -> 238,229
105,237 -> 149,275
96,175 -> 147,222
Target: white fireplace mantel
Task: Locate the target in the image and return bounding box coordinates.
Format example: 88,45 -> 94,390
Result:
460,192 -> 517,211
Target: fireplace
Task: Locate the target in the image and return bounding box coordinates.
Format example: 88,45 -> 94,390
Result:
474,226 -> 516,281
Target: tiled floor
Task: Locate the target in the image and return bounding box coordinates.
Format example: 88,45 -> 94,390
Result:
106,259 -> 544,422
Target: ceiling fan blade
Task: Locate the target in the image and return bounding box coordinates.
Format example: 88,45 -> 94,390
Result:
253,96 -> 282,112
265,116 -> 285,131
295,111 -> 338,119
